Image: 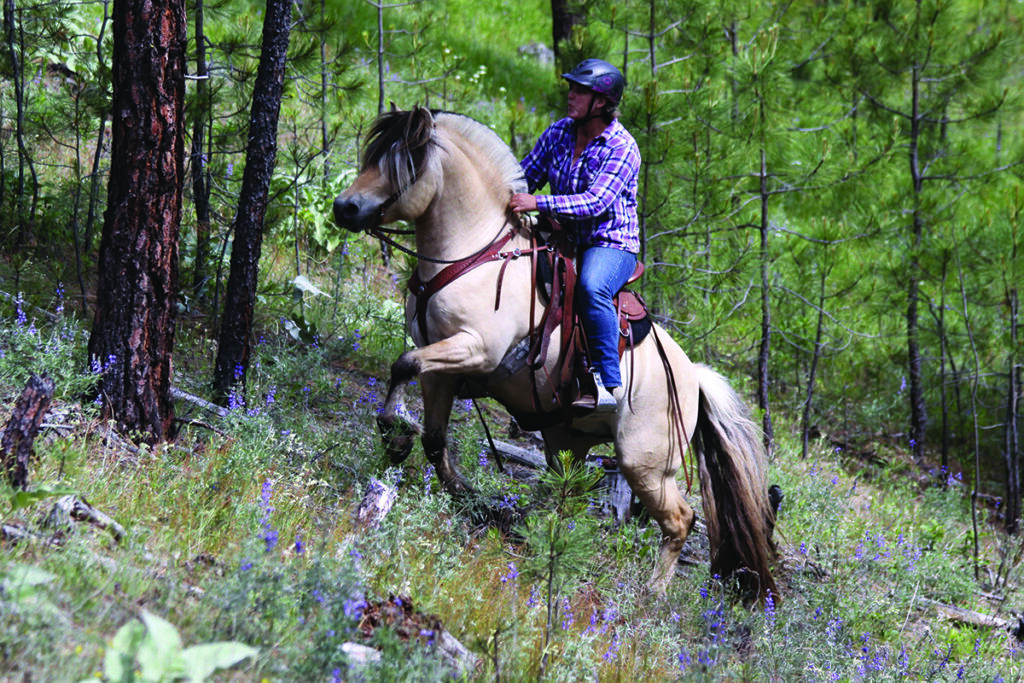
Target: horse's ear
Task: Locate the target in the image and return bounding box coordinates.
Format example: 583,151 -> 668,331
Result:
389,101 -> 399,113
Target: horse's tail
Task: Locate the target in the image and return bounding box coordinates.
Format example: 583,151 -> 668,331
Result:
692,364 -> 779,603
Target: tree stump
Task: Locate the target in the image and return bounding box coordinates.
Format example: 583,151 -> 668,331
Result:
1,374 -> 55,490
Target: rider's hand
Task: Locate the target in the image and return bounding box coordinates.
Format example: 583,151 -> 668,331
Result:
509,193 -> 538,214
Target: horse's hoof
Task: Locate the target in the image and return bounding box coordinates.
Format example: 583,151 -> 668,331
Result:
377,417 -> 416,464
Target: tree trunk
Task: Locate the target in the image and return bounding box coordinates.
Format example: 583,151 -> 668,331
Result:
907,62 -> 927,462
757,148 -> 774,456
551,0 -> 585,70
190,0 -> 212,299
87,0 -> 186,442
1006,286 -> 1020,533
2,0 -> 37,256
212,0 -> 293,403
801,268 -> 827,459
1,374 -> 55,490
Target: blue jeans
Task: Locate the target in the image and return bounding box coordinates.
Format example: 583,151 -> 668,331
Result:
577,246 -> 637,388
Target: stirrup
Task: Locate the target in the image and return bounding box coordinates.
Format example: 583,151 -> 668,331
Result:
571,372 -> 618,414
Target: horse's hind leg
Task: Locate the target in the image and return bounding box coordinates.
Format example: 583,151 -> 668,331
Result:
616,421 -> 696,594
622,464 -> 696,594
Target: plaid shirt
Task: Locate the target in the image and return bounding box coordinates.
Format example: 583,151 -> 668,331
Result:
520,117 -> 641,254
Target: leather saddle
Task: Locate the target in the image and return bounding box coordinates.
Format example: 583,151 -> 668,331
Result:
458,217 -> 652,426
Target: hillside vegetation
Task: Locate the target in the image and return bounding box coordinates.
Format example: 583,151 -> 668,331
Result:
0,0 -> 1023,680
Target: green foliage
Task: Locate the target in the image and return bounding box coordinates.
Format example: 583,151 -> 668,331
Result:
94,610 -> 256,683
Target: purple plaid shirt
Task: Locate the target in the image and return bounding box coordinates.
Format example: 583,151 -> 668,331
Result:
520,117 -> 641,254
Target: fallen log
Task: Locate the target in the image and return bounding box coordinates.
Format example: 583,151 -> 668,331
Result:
170,386 -> 230,418
922,598 -> 1024,640
489,440 -> 546,469
1,374 -> 55,490
46,495 -> 126,542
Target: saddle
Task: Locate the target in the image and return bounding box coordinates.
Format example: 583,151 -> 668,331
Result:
455,217 -> 652,427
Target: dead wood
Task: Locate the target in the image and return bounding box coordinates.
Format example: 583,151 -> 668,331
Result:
46,495 -> 126,542
353,478 -> 398,530
922,597 -> 1024,640
1,374 -> 55,489
490,439 -> 546,469
170,386 -> 230,418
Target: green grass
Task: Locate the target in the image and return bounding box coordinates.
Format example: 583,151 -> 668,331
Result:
0,274 -> 1022,682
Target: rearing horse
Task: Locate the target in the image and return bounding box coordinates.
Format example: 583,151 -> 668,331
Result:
333,106 -> 778,601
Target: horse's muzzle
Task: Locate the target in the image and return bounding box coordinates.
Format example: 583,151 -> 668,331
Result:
333,193 -> 380,233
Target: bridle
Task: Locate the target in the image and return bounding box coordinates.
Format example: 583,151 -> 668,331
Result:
365,170 -> 525,267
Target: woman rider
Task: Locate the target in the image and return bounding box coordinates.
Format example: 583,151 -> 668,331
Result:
509,58 -> 641,413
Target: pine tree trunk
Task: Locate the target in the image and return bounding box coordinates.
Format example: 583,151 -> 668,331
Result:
212,0 -> 293,403
550,0 -> 585,69
757,149 -> 774,456
907,63 -> 927,463
87,0 -> 185,442
1006,287 -> 1020,533
191,0 -> 212,298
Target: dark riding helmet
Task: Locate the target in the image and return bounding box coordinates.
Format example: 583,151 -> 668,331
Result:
562,58 -> 625,107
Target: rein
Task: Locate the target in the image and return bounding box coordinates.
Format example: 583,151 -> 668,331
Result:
368,214 -> 517,266
372,213 -> 551,344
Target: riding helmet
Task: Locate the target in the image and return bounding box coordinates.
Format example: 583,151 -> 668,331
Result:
562,58 -> 625,106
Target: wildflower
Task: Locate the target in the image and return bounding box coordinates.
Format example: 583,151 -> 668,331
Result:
15,293 -> 26,327
258,480 -> 278,553
226,161 -> 234,178
826,617 -> 843,642
240,560 -> 253,572
295,535 -> 305,555
478,450 -> 488,468
527,585 -> 540,608
259,526 -> 279,553
602,632 -> 619,662
764,590 -> 776,631
560,597 -> 574,630
678,647 -> 692,673
500,562 -> 518,584
343,596 -> 367,619
497,492 -> 519,511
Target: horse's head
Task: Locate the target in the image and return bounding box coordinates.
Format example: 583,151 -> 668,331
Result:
333,106 -> 438,233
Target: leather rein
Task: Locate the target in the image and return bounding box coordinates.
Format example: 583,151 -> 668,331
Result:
365,210 -> 551,345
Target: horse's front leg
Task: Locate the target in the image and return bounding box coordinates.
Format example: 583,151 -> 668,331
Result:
378,332 -> 489,491
377,363 -> 423,465
418,372 -> 472,495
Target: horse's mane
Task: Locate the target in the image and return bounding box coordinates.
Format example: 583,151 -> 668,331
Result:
361,107 -> 526,194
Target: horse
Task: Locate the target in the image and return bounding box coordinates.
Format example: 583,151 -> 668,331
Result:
332,106 -> 778,601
